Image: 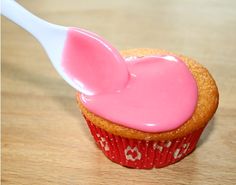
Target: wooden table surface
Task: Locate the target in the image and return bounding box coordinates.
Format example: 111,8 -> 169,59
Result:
2,0 -> 236,184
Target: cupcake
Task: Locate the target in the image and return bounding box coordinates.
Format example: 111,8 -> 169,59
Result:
77,48 -> 219,169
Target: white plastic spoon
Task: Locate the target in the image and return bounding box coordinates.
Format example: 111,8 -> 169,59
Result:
1,0 -> 129,95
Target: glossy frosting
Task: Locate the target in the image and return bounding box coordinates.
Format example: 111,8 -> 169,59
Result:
81,55 -> 198,132
62,28 -> 129,95
63,28 -> 198,133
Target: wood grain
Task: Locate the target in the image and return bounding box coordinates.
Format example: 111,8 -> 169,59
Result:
2,0 -> 236,184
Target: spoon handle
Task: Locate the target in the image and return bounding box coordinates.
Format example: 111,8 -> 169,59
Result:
1,0 -> 48,40
2,0 -> 67,68
1,0 -> 65,44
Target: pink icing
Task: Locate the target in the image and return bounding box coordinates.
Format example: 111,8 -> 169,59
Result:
62,28 -> 129,95
63,28 -> 198,133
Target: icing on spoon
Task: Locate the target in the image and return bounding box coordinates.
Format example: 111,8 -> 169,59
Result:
1,0 -> 129,95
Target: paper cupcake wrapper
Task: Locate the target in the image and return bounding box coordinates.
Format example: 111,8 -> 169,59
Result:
84,116 -> 204,169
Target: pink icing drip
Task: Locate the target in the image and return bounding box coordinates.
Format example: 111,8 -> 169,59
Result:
63,28 -> 198,133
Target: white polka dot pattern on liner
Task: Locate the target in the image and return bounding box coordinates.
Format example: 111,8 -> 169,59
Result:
96,133 -> 110,151
173,143 -> 190,159
153,143 -> 163,152
85,119 -> 205,169
124,146 -> 142,161
165,141 -> 172,148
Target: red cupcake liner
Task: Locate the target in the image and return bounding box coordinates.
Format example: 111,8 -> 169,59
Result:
84,116 -> 205,169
